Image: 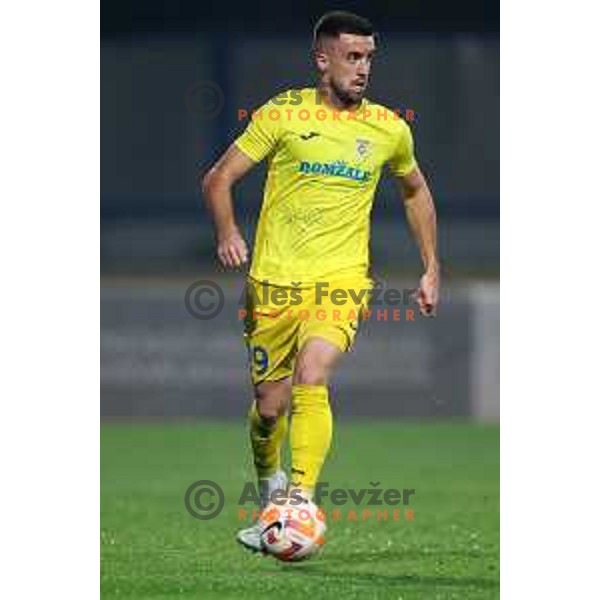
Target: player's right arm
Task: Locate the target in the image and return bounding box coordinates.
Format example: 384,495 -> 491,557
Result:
203,96 -> 283,268
202,144 -> 256,268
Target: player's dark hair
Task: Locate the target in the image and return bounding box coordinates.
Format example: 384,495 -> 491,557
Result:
313,11 -> 375,48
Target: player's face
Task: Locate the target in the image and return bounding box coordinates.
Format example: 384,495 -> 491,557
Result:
318,33 -> 376,105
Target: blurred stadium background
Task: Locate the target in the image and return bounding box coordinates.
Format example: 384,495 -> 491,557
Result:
101,1 -> 499,421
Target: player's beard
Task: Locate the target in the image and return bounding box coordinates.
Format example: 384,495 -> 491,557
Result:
329,78 -> 365,108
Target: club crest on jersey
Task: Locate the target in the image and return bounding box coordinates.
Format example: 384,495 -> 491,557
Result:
355,138 -> 372,161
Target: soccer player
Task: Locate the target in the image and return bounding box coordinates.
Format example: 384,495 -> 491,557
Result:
202,11 -> 439,551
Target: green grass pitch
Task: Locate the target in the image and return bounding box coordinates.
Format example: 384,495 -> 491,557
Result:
101,422 -> 499,599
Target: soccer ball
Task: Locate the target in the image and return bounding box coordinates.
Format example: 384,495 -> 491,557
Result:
259,498 -> 326,561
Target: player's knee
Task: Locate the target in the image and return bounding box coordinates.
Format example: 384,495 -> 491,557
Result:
294,339 -> 340,386
293,363 -> 328,386
255,381 -> 290,418
256,403 -> 279,421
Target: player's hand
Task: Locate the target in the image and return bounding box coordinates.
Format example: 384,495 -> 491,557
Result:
217,229 -> 248,268
416,270 -> 439,317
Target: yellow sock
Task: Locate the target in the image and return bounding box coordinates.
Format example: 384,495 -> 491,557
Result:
289,384 -> 332,496
249,401 -> 288,479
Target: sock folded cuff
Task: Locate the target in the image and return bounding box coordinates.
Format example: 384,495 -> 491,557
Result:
292,384 -> 328,400
292,384 -> 327,393
291,385 -> 329,415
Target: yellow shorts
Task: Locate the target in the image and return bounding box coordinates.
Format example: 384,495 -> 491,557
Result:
243,276 -> 373,384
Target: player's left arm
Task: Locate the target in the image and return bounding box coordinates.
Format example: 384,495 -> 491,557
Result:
398,166 -> 440,317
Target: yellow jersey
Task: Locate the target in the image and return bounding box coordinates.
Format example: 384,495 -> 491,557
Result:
234,88 -> 417,286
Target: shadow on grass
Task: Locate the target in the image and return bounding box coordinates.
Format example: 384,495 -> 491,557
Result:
279,566 -> 499,590
322,547 -> 498,562
272,547 -> 499,591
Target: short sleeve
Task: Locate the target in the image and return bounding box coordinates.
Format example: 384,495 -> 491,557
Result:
234,100 -> 282,163
387,122 -> 418,177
